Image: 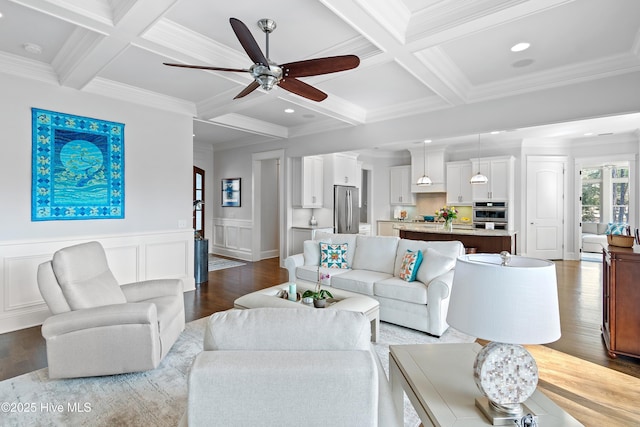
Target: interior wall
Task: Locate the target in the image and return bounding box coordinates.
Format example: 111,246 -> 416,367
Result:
0,73 -> 195,332
0,73 -> 193,241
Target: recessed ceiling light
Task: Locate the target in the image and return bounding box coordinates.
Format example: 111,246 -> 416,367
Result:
284,108 -> 294,114
423,139 -> 432,143
490,130 -> 503,135
511,42 -> 530,52
584,132 -> 594,136
0,12 -> 4,18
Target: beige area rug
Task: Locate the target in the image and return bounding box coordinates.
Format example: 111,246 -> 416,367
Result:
0,318 -> 474,427
208,255 -> 246,271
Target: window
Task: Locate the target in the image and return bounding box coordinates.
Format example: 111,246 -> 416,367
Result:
581,164 -> 629,224
611,166 -> 629,224
581,168 -> 601,222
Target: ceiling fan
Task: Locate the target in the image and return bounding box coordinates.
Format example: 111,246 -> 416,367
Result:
164,17 -> 360,102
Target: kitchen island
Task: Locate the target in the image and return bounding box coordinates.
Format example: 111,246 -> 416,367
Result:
395,223 -> 517,254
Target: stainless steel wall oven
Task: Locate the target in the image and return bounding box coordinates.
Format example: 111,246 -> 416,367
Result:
473,201 -> 508,229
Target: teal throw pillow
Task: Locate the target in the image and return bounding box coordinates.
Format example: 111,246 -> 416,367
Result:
320,242 -> 349,269
399,249 -> 423,282
605,223 -> 627,235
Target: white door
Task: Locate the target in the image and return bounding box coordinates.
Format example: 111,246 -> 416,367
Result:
526,156 -> 566,259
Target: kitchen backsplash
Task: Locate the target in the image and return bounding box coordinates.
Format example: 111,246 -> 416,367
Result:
409,193 -> 472,223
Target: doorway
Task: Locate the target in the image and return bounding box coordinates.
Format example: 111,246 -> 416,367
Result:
193,166 -> 205,239
526,156 -> 567,259
577,160 -> 632,261
252,150 -> 285,262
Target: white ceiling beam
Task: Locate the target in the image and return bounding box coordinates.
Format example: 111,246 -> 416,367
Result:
210,113 -> 289,139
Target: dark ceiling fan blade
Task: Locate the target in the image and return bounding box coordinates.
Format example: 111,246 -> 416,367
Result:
278,78 -> 327,102
163,63 -> 249,73
233,81 -> 260,99
281,55 -> 360,78
230,18 -> 269,66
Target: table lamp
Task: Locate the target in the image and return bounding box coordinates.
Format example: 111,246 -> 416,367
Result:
447,252 -> 561,425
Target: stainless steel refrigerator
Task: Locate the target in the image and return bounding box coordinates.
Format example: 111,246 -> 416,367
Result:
334,185 -> 360,233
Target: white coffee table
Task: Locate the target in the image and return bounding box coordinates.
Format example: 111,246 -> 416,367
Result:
234,283 -> 380,342
389,343 -> 583,427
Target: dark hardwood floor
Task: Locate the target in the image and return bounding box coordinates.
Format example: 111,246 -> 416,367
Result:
1,257 -> 639,382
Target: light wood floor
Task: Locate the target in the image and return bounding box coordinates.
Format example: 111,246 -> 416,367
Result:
1,257 -> 639,382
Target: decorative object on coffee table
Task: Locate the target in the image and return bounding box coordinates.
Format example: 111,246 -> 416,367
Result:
447,252 -> 561,425
302,270 -> 332,308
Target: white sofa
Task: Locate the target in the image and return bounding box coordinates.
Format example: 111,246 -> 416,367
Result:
582,222 -> 608,253
284,233 -> 465,336
180,308 -> 400,427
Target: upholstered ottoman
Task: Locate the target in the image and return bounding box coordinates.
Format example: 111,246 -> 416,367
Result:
234,283 -> 380,342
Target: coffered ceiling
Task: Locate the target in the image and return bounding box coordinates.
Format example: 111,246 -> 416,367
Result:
1,0 -> 640,152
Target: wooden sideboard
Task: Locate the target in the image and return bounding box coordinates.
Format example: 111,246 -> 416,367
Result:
602,244 -> 640,359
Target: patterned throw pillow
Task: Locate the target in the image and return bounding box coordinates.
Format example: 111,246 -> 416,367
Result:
605,223 -> 627,235
320,242 -> 349,269
398,249 -> 423,282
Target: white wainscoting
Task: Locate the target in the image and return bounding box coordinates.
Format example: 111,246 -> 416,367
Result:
0,229 -> 195,334
212,218 -> 253,261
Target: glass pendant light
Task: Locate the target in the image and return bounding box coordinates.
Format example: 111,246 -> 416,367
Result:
470,134 -> 488,184
417,140 -> 432,186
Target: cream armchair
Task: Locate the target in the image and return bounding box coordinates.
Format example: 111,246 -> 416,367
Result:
180,308 -> 401,427
37,241 -> 185,379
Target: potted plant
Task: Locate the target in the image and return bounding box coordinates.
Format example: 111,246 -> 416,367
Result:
303,272 -> 333,308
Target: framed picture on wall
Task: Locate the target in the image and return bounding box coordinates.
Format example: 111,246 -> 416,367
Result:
31,108 -> 125,221
221,178 -> 241,207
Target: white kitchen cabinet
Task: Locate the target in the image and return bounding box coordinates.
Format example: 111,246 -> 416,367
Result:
324,152 -> 358,186
292,156 -> 323,208
446,161 -> 473,205
323,152 -> 359,207
409,147 -> 446,193
389,165 -> 415,205
471,156 -> 514,201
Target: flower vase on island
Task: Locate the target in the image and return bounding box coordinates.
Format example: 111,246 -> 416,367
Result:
436,206 -> 458,233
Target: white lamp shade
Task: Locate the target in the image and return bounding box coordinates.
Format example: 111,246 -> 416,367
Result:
417,175 -> 432,186
470,172 -> 488,184
447,254 -> 561,344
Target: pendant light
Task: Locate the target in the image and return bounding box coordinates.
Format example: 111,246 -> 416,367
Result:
470,134 -> 488,184
417,139 -> 432,186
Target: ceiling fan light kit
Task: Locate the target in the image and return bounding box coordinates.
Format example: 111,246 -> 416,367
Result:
164,17 -> 359,102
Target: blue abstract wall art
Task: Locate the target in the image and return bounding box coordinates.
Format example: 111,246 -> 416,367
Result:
31,108 -> 125,221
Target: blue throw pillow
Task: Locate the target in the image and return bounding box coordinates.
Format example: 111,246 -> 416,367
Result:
399,249 -> 423,282
605,223 -> 627,235
320,242 -> 349,269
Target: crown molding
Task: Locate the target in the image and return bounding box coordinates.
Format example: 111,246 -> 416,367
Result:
469,52 -> 640,102
0,51 -> 58,85
84,77 -> 196,115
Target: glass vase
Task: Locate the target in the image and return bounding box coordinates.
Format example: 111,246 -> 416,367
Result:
444,220 -> 453,232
